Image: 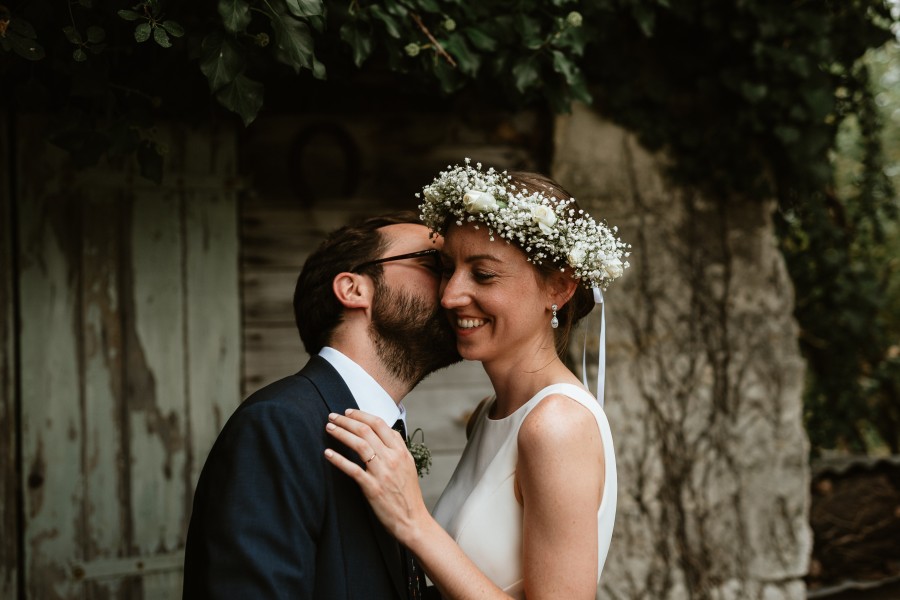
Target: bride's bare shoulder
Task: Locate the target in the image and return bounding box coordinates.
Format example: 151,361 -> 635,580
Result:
517,393 -> 599,455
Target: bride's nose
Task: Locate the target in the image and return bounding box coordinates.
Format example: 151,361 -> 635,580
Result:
440,271 -> 468,310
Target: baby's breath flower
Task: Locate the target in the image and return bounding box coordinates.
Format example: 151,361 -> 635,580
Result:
418,159 -> 630,289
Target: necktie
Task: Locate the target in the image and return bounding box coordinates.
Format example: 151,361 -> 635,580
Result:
392,418 -> 407,440
393,419 -> 424,600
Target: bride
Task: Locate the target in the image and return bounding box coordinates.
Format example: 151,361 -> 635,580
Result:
324,160 -> 629,599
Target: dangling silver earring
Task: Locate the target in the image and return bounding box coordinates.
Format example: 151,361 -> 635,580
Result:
550,304 -> 559,329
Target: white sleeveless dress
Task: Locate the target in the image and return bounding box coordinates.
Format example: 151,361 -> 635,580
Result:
431,383 -> 617,598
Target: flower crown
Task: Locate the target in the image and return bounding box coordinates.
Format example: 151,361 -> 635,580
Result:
416,159 -> 630,290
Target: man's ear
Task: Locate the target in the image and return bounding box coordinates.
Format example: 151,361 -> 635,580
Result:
332,272 -> 374,310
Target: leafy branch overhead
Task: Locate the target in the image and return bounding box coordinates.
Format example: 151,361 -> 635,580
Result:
1,0 -> 594,128
0,0 -> 895,199
1,0 -> 898,455
118,2 -> 184,49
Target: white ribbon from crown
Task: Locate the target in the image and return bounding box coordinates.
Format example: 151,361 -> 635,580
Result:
581,287 -> 606,407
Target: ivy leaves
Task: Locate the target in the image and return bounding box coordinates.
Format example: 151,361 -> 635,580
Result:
0,1 -> 599,129
0,5 -> 45,61
199,0 -> 325,125
200,32 -> 262,127
0,0 -> 895,198
118,2 -> 183,49
62,24 -> 105,62
335,1 -> 590,112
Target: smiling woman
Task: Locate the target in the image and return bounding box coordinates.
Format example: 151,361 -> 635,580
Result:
421,162 -> 629,362
324,161 -> 626,600
439,224 -> 563,365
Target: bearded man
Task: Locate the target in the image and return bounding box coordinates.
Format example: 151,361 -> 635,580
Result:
183,212 -> 460,599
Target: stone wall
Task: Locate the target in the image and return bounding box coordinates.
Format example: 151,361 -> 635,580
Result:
553,106 -> 811,600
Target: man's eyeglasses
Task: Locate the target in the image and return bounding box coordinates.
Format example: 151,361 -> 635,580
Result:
350,249 -> 441,274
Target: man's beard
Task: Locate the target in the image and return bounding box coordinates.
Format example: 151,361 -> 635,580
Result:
369,284 -> 461,387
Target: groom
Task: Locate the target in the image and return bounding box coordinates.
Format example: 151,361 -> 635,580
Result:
182,212 -> 460,599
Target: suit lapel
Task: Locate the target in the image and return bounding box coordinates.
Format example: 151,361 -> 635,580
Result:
299,356 -> 407,599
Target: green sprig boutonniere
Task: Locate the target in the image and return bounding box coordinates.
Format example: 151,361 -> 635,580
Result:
406,428 -> 432,478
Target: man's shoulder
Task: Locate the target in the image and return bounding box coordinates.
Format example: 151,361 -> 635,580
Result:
243,354 -> 339,401
243,372 -> 319,406
204,373 -> 328,459
229,357 -> 352,422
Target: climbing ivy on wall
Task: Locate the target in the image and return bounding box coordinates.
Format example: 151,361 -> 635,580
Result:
2,0 -> 898,454
0,1 -> 893,193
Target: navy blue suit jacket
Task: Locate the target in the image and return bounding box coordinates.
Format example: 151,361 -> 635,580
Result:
183,356 -> 407,599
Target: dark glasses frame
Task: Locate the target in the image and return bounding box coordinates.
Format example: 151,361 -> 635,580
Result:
350,249 -> 441,273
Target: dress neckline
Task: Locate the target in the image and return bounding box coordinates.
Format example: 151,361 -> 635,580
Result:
485,383 -> 594,423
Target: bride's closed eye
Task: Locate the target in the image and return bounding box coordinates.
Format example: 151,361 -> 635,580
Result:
473,270 -> 497,282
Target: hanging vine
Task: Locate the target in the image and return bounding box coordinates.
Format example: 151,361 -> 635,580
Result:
1,0 -> 898,453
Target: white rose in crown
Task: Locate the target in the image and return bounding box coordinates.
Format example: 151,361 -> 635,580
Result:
424,188 -> 439,203
531,204 -> 557,235
603,257 -> 624,279
567,245 -> 586,266
463,190 -> 500,213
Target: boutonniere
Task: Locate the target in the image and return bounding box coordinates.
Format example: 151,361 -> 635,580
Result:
406,428 -> 432,478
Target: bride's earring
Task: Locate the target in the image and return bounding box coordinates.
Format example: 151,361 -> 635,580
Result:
550,304 -> 559,329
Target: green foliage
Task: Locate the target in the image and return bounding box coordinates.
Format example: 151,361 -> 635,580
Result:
118,2 -> 183,48
780,42 -> 900,456
0,0 -> 597,178
2,0 -> 888,195
0,7 -> 45,60
0,1 -> 898,456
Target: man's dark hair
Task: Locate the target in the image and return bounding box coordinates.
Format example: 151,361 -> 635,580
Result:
294,211 -> 422,354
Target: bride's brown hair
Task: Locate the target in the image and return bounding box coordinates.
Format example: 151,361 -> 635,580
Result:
505,171 -> 595,357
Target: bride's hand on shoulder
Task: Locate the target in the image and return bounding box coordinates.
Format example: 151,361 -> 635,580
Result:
324,409 -> 429,543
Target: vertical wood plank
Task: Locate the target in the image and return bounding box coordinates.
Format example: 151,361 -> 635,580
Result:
14,119 -> 239,599
17,122 -> 84,599
0,112 -> 19,600
127,187 -> 188,555
80,193 -> 127,598
141,570 -> 182,600
183,156 -> 241,496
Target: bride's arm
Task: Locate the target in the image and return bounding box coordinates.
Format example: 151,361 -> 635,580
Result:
324,409 -> 510,600
324,401 -> 605,600
515,394 -> 605,599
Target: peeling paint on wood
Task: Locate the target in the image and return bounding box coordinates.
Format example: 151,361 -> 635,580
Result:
128,187 -> 189,554
71,550 -> 184,581
82,194 -> 126,563
14,117 -> 239,598
0,112 -> 19,600
18,125 -> 84,598
183,188 -> 240,496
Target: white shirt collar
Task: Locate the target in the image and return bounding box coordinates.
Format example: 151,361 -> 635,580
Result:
318,347 -> 406,428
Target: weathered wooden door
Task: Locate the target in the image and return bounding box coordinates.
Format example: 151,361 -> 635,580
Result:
14,118 -> 240,598
1,114 -> 19,600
